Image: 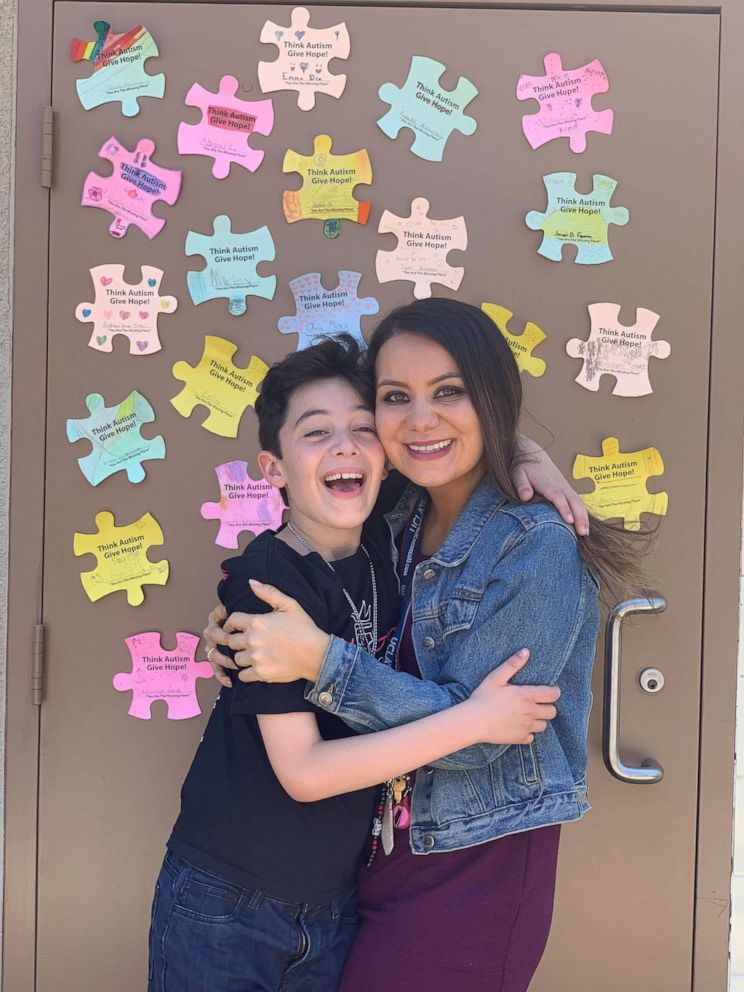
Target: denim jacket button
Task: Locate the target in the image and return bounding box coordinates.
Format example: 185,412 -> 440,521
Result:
422,568 -> 437,581
423,835 -> 435,849
422,636 -> 435,650
318,689 -> 334,706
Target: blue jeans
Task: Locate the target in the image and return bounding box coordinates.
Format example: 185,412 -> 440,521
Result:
148,851 -> 359,992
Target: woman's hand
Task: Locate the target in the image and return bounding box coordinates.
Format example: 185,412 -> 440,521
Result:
203,605 -> 236,688
464,649 -> 560,744
513,434 -> 589,536
224,580 -> 331,684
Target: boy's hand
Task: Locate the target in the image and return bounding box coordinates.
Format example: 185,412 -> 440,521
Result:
465,649 -> 560,745
203,605 -> 236,688
225,580 -> 331,684
513,434 -> 589,537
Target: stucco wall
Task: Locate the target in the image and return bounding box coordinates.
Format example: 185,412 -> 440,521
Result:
730,511 -> 744,989
0,0 -> 16,968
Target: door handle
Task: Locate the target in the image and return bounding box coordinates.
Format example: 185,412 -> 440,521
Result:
603,596 -> 667,784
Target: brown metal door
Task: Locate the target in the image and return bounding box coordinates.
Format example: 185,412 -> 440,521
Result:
41,4 -> 718,989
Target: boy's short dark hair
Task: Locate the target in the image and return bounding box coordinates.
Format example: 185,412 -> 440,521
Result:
256,335 -> 374,456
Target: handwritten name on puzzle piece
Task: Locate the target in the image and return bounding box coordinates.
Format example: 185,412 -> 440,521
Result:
66,390 -> 165,486
114,632 -> 213,720
76,264 -> 178,354
178,75 -> 274,179
73,510 -> 169,606
82,137 -> 182,239
258,7 -> 350,111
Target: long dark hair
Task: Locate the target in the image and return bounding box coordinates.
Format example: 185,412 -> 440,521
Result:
366,298 -> 649,594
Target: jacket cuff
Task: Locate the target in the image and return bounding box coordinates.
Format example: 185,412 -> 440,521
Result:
304,634 -> 358,713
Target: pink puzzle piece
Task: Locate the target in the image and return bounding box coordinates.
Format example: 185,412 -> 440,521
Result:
114,631 -> 213,720
82,136 -> 182,239
178,75 -> 275,179
258,7 -> 350,111
75,264 -> 178,354
566,302 -> 671,397
376,197 -> 467,299
201,461 -> 285,549
517,53 -> 613,154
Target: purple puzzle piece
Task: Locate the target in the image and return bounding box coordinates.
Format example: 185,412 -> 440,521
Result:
178,75 -> 275,179
201,461 -> 285,548
114,631 -> 213,720
277,271 -> 379,350
82,136 -> 183,239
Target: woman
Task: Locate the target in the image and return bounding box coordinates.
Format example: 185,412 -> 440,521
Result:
207,299 -> 642,991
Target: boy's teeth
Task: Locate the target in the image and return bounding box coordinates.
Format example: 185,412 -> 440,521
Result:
408,440 -> 451,452
325,472 -> 363,482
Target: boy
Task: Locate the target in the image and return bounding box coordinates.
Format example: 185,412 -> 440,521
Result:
148,338 -> 553,992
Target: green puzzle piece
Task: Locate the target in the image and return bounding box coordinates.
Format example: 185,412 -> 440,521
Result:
525,173 -> 629,264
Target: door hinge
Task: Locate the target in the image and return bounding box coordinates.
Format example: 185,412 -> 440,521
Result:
41,107 -> 54,189
32,623 -> 45,706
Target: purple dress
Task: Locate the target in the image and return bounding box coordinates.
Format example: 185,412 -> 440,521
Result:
339,547 -> 560,992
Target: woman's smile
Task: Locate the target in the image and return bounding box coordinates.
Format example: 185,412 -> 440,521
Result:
404,438 -> 454,459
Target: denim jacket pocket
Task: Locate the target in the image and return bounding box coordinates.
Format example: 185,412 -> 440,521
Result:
440,590 -> 480,637
429,767 -> 488,825
518,742 -> 540,785
489,746 -> 544,807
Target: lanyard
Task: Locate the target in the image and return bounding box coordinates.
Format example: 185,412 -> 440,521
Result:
383,496 -> 427,668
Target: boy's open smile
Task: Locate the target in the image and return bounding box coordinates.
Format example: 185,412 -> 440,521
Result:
258,377 -> 387,560
323,468 -> 366,496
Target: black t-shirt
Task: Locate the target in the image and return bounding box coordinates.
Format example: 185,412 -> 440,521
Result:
168,515 -> 399,904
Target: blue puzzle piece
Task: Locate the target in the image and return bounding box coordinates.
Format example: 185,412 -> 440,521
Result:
186,215 -> 276,316
277,271 -> 379,350
66,390 -> 166,486
377,56 -> 478,162
525,173 -> 629,265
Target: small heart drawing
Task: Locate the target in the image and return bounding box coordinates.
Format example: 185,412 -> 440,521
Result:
120,311 -> 130,320
96,335 -> 107,346
81,308 -> 92,318
139,310 -> 150,320
161,301 -> 171,309
100,276 -> 113,286
104,309 -> 113,319
136,341 -> 148,352
147,278 -> 157,287
295,30 -> 305,39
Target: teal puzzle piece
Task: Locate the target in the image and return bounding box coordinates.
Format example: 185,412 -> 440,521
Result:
377,56 -> 478,163
525,173 -> 629,265
185,215 -> 277,316
66,390 -> 166,486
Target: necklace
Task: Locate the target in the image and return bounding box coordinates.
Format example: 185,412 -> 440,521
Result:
286,521 -> 379,656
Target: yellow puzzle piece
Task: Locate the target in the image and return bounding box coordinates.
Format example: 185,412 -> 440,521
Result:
481,303 -> 547,377
282,135 -> 372,235
572,436 -> 668,531
73,511 -> 169,606
171,335 -> 269,438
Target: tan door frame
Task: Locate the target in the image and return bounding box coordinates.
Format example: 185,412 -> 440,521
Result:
5,2 -> 743,990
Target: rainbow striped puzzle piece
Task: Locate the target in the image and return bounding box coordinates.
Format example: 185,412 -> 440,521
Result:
70,21 -> 165,117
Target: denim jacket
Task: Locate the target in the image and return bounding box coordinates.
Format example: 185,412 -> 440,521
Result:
305,477 -> 601,855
